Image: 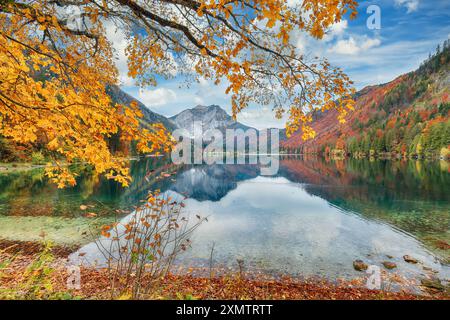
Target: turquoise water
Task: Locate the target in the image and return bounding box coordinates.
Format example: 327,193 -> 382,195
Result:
0,157 -> 449,289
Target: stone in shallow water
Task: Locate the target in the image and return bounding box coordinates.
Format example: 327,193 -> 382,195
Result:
403,255 -> 419,264
382,261 -> 397,270
353,260 -> 368,271
420,278 -> 445,293
422,266 -> 438,273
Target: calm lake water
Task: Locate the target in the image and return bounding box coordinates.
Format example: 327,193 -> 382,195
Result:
0,157 -> 449,289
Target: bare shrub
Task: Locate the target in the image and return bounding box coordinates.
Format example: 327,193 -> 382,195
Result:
93,190 -> 205,299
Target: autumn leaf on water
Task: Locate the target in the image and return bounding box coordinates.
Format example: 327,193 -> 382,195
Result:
85,212 -> 97,218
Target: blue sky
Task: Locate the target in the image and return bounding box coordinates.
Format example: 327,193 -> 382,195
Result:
107,0 -> 450,129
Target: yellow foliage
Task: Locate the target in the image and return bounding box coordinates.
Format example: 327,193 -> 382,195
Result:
0,2 -> 172,187
1,0 -> 358,187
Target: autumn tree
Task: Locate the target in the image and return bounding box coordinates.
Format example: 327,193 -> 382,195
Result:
0,0 -> 357,187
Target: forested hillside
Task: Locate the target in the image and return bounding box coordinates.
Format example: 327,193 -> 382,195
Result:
282,40 -> 450,159
0,86 -> 174,164
3,42 -> 449,163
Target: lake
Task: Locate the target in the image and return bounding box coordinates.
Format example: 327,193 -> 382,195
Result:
0,157 -> 449,291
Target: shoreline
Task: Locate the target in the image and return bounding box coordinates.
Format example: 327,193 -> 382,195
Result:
0,154 -> 166,174
0,162 -> 47,173
1,254 -> 447,300
0,156 -> 448,174
279,152 -> 450,161
0,240 -> 448,300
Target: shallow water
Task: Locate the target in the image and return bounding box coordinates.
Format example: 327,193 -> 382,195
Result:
1,157 -> 449,289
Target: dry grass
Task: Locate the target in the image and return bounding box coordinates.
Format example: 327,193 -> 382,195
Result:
1,252 -> 448,300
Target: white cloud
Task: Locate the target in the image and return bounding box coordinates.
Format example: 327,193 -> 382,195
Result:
328,38 -> 443,89
291,19 -> 349,57
104,22 -> 133,86
198,77 -> 210,88
326,20 -> 348,40
395,0 -> 420,13
329,36 -> 381,55
138,88 -> 177,107
117,0 -> 446,129
194,96 -> 205,105
332,38 -> 359,55
361,38 -> 382,50
238,107 -> 287,129
286,0 -> 303,8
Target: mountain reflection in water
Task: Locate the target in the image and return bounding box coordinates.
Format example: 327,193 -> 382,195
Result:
0,157 -> 449,287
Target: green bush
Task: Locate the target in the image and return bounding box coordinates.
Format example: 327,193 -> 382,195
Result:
31,151 -> 46,165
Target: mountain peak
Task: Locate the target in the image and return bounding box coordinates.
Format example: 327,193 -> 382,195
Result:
170,104 -> 253,136
192,104 -> 223,111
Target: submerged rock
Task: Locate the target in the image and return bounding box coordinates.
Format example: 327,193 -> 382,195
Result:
382,261 -> 397,270
420,278 -> 445,293
353,260 -> 368,271
423,266 -> 438,273
403,255 -> 419,264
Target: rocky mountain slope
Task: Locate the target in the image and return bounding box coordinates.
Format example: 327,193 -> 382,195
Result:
170,104 -> 254,137
106,85 -> 177,131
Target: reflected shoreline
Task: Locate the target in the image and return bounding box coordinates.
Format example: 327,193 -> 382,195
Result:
0,157 -> 449,285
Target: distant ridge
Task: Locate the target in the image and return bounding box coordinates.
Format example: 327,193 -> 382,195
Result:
282,40 -> 450,158
106,85 -> 176,131
108,88 -> 287,141
170,104 -> 255,137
